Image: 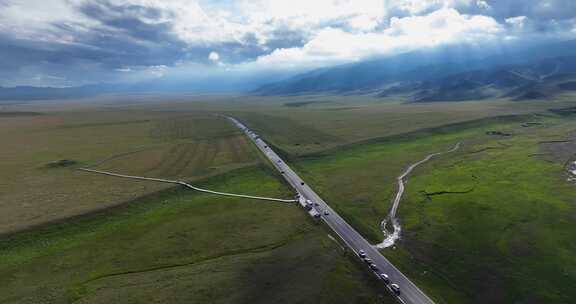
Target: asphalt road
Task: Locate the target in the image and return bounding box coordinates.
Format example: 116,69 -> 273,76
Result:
227,117 -> 435,304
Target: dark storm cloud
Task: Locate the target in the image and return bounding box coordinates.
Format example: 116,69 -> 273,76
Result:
52,22 -> 185,67
464,0 -> 576,21
77,0 -> 177,42
258,27 -> 308,50
0,0 -> 192,85
454,0 -> 576,39
0,30 -> 118,71
0,0 -> 309,86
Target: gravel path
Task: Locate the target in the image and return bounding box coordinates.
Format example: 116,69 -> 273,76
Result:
376,142 -> 461,249
78,168 -> 297,203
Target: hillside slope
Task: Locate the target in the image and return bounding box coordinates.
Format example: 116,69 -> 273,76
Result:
253,40 -> 576,101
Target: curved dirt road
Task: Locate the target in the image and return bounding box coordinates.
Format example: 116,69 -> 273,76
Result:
376,142 -> 461,249
78,168 -> 297,203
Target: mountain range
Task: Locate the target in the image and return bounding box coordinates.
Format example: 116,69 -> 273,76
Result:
253,40 -> 576,102
2,40 -> 576,102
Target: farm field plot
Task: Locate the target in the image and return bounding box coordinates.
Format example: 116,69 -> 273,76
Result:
0,104 -> 258,234
97,117 -> 257,179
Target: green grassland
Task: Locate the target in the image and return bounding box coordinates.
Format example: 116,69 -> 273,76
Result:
1,95 -> 542,234
49,94 -> 576,156
3,94 -> 576,304
389,115 -> 576,304
0,107 -> 258,234
0,166 -> 392,304
223,96 -> 576,156
283,111 -> 576,303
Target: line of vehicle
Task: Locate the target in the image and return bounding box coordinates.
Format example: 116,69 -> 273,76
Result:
226,116 -> 435,304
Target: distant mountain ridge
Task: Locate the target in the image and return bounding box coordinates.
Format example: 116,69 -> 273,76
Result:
3,40 -> 576,103
0,72 -> 286,102
253,40 -> 576,101
0,84 -> 122,101
401,56 -> 576,102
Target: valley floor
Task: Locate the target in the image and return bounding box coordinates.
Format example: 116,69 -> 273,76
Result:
2,95 -> 576,303
287,112 -> 576,304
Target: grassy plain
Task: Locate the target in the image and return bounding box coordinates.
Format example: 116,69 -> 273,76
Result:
224,95 -> 576,155
0,105 -> 258,234
0,95 -> 538,234
0,166 -> 393,304
48,95 -> 576,155
3,94 -> 576,304
388,114 -> 576,304
285,110 -> 576,303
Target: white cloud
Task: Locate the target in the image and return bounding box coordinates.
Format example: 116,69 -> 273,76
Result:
115,67 -> 132,72
147,65 -> 168,78
0,0 -> 94,42
476,0 -> 491,10
208,51 -> 220,62
256,8 -> 503,68
506,16 -> 528,29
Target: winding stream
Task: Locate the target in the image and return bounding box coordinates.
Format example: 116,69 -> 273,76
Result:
376,142 -> 461,249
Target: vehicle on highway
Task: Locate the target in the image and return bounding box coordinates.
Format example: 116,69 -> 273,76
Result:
312,211 -> 321,219
281,171 -> 285,174
323,210 -> 329,215
229,116 -> 432,304
390,284 -> 401,295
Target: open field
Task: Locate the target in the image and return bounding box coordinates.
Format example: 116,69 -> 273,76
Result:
224,95 -> 576,155
0,105 -> 258,234
2,94 -> 556,234
285,109 -> 576,303
123,94 -> 576,155
388,114 -> 576,304
0,166 -> 392,303
3,94 -> 576,303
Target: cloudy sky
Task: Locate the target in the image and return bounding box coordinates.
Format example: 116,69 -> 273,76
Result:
1,0 -> 575,87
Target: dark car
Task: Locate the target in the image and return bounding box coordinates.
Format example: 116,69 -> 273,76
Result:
300,182 -> 305,185
369,264 -> 378,271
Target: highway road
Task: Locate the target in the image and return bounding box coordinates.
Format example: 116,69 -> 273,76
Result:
227,116 -> 435,304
